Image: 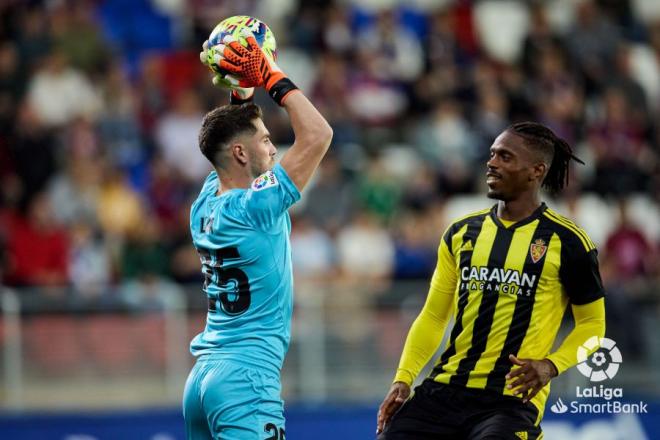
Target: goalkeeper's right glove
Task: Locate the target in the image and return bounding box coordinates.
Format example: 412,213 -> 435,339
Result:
216,30 -> 299,106
200,40 -> 254,105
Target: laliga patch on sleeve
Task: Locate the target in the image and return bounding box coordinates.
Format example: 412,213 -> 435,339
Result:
251,170 -> 279,191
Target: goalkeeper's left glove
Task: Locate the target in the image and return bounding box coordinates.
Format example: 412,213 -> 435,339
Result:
215,30 -> 299,106
200,40 -> 254,105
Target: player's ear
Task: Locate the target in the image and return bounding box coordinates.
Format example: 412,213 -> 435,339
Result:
531,162 -> 547,182
232,143 -> 248,165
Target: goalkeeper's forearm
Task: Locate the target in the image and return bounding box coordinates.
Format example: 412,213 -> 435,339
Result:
278,92 -> 332,191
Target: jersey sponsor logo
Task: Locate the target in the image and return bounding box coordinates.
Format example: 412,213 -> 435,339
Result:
460,266 -> 537,297
252,170 -> 278,191
530,238 -> 547,263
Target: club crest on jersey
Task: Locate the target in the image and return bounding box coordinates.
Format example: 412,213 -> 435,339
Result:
252,170 -> 278,191
530,239 -> 547,263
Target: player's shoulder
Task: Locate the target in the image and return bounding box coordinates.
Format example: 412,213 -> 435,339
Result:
446,207 -> 491,232
198,170 -> 219,195
542,207 -> 596,252
442,207 -> 491,246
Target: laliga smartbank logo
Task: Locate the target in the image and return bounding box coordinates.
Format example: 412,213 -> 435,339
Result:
576,336 -> 621,381
550,337 -> 647,415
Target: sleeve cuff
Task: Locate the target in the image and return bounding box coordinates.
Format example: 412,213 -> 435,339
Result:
545,353 -> 570,375
393,370 -> 415,386
230,90 -> 254,105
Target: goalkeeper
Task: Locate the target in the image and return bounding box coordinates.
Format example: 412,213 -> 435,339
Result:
182,30 -> 332,440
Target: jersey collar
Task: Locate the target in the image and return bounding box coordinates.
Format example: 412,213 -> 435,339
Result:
489,202 -> 547,229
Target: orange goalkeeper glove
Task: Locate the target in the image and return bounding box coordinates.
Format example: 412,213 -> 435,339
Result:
200,40 -> 254,105
217,30 -> 299,105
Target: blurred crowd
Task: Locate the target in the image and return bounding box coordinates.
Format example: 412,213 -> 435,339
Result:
0,0 -> 658,351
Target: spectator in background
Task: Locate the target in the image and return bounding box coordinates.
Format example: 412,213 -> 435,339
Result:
5,192 -> 69,289
424,7 -> 466,71
48,149 -> 103,227
414,98 -> 477,194
602,199 -> 654,359
400,164 -> 438,211
472,85 -> 509,160
68,220 -> 111,299
0,42 -> 22,132
565,0 -> 621,95
166,199 -> 203,285
98,61 -> 145,176
137,54 -> 168,135
528,45 -> 583,144
336,210 -> 394,286
155,88 -> 209,183
391,210 -> 436,281
146,154 -> 189,237
357,155 -> 402,223
119,221 -> 169,280
605,200 -> 654,281
349,9 -> 420,145
587,86 -> 654,194
321,4 -> 353,55
9,102 -> 57,205
49,1 -> 110,76
303,154 -> 355,234
520,4 -> 563,77
609,44 -> 651,130
416,1 -> 480,108
357,9 -> 424,84
311,53 -> 359,146
291,215 -> 335,283
95,166 -> 144,239
13,6 -> 52,75
27,50 -> 101,127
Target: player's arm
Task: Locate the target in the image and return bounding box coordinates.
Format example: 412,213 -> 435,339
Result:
393,241 -> 456,386
545,298 -> 605,374
278,92 -> 333,191
214,31 -> 333,191
507,238 -> 606,403
377,236 -> 456,434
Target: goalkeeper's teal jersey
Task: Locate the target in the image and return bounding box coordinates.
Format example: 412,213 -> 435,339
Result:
189,164 -> 300,376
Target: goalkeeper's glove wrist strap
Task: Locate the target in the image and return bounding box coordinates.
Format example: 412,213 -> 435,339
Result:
230,90 -> 253,105
267,77 -> 298,106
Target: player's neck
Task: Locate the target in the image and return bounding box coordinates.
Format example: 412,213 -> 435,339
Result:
496,193 -> 542,222
216,168 -> 252,195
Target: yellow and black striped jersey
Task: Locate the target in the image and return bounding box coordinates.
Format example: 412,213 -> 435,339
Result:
427,203 -> 605,418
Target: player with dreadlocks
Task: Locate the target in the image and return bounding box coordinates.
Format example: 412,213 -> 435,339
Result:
377,122 -> 606,439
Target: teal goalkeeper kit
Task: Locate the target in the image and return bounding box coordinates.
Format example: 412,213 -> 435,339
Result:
184,163 -> 300,438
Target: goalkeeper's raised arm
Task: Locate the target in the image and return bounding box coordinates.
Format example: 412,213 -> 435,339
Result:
211,30 -> 333,191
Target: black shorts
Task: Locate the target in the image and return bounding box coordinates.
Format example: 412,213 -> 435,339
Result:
378,379 -> 543,440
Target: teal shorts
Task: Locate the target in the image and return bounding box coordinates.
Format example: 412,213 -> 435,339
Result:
183,357 -> 285,439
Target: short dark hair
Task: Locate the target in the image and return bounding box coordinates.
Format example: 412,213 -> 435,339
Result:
198,103 -> 262,168
507,122 -> 584,193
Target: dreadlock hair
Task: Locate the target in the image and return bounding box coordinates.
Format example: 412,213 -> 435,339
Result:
507,121 -> 585,193
199,103 -> 262,169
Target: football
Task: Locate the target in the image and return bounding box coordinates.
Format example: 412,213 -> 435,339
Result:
205,15 -> 277,86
